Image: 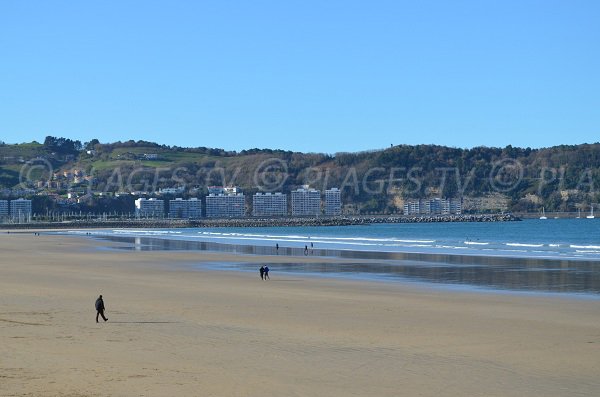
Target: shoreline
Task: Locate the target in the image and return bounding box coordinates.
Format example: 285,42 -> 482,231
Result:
91,232 -> 600,264
86,234 -> 600,296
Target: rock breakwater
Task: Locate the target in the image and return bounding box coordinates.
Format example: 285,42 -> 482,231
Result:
1,213 -> 519,230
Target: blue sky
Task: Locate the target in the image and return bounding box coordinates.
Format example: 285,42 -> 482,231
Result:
0,1 -> 598,153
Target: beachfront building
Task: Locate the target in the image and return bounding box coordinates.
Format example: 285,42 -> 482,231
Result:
252,192 -> 287,217
135,198 -> 165,218
0,200 -> 8,220
424,198 -> 443,215
404,198 -> 462,216
324,188 -> 342,216
169,198 -> 202,219
403,200 -> 421,215
424,198 -> 462,215
450,198 -> 462,214
10,198 -> 32,222
291,186 -> 321,216
206,193 -> 245,218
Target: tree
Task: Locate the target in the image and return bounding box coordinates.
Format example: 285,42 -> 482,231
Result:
85,139 -> 100,150
43,136 -> 83,155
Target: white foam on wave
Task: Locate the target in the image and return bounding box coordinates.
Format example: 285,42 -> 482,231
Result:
571,245 -> 600,249
199,231 -> 435,244
195,234 -> 383,247
320,236 -> 436,244
112,229 -> 181,235
91,227 -> 600,261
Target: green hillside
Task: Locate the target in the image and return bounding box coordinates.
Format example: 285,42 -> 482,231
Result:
1,138 -> 599,213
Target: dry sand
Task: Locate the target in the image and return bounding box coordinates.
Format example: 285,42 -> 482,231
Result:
0,232 -> 599,396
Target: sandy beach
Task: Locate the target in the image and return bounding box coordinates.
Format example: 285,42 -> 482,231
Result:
1,232 -> 599,397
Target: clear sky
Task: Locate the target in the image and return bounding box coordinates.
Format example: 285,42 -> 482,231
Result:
0,1 -> 598,153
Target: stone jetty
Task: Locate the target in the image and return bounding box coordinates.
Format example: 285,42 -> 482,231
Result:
1,213 -> 519,230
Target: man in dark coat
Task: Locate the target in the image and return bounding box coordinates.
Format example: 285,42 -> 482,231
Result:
95,295 -> 108,323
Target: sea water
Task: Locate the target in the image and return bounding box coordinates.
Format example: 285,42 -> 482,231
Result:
72,218 -> 600,260
65,219 -> 600,295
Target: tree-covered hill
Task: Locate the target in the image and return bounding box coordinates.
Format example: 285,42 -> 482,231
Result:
1,138 -> 599,213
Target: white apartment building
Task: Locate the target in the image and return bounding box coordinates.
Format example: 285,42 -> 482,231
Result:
0,200 -> 8,219
425,198 -> 443,215
206,193 -> 245,218
252,192 -> 287,217
448,198 -> 462,215
291,187 -> 321,216
135,198 -> 165,217
10,198 -> 32,221
324,188 -> 342,216
404,198 -> 462,215
169,198 -> 202,219
404,200 -> 421,215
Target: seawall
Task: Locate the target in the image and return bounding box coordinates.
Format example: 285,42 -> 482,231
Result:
0,213 -> 520,230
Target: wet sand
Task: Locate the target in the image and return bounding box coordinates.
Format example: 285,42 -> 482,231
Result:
101,235 -> 600,294
1,232 -> 599,396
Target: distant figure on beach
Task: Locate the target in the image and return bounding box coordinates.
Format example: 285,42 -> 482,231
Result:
95,295 -> 108,323
304,245 -> 308,256
264,266 -> 270,280
259,265 -> 265,280
276,243 -> 279,253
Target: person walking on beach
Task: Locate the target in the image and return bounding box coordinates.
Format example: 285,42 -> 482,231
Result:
276,243 -> 279,254
304,245 -> 308,256
264,266 -> 270,280
259,265 -> 265,280
95,295 -> 108,323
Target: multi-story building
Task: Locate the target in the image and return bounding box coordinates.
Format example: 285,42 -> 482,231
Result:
10,198 -> 32,221
424,198 -> 443,215
0,200 -> 8,220
169,198 -> 202,219
403,200 -> 421,215
252,193 -> 287,217
206,193 -> 245,218
291,187 -> 321,216
448,198 -> 462,214
324,188 -> 342,216
135,198 -> 165,217
404,198 -> 462,216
